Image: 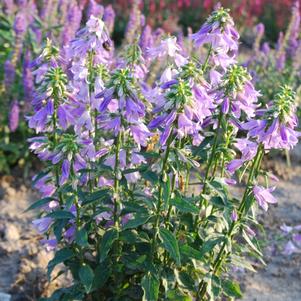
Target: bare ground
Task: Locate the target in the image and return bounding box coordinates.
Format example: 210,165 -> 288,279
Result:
0,161 -> 301,300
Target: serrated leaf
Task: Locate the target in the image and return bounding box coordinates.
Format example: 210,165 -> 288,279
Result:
92,263 -> 111,289
47,248 -> 74,279
159,228 -> 181,265
99,228 -> 119,262
180,244 -> 203,261
46,210 -> 75,220
79,265 -> 94,293
199,237 -> 224,257
141,273 -> 159,301
82,189 -> 110,206
242,230 -> 263,256
222,279 -> 242,298
75,228 -> 89,247
167,289 -> 192,301
231,255 -> 256,272
171,193 -> 199,214
123,215 -> 151,230
141,170 -> 159,184
25,197 -> 56,212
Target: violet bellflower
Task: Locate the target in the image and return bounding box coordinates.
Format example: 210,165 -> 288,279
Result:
96,68 -> 151,148
226,138 -> 258,174
219,65 -> 260,119
243,85 -> 300,150
191,6 -> 239,70
103,5 -> 116,34
253,185 -> 277,211
147,36 -> 188,69
149,61 -> 214,146
9,101 -> 20,132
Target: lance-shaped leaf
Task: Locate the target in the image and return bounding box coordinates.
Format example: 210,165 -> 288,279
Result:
99,228 -> 119,262
171,193 -> 199,214
159,228 -> 181,265
141,273 -> 159,301
79,264 -> 94,293
47,248 -> 74,279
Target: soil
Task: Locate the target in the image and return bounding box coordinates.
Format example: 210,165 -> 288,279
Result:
0,160 -> 301,301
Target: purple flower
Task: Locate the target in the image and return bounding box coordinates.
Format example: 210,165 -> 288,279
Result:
4,60 -> 16,90
14,11 -> 27,36
245,117 -> 299,150
103,5 -> 115,34
191,6 -> 239,69
226,159 -> 244,174
276,53 -> 285,71
86,0 -> 104,18
131,123 -> 152,147
64,224 -> 76,243
231,210 -> 238,221
139,25 -> 154,55
60,2 -> 82,45
253,185 -> 277,211
287,1 -> 300,57
32,217 -> 53,233
23,51 -> 34,105
60,159 -> 70,185
9,101 -> 20,132
147,37 -> 187,67
255,23 -> 265,36
41,238 -> 57,252
283,240 -> 299,256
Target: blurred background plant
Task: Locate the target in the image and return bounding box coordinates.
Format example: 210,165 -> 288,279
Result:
1,0 -> 301,174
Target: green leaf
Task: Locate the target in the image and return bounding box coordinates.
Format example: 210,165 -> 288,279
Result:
163,176 -> 171,209
75,228 -> 89,247
231,255 -> 256,272
222,279 -> 242,298
99,228 -> 119,262
47,248 -> 74,279
242,230 -> 263,256
82,189 -> 110,206
46,210 -> 75,220
123,215 -> 151,230
32,169 -> 51,186
159,228 -> 181,265
141,170 -> 159,184
167,290 -> 192,301
171,193 -> 199,214
180,244 -> 203,261
79,264 -> 94,293
25,197 -> 56,212
199,237 -> 224,257
141,273 -> 159,301
92,263 -> 111,289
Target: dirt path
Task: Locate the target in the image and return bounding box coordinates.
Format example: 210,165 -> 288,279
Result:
0,177 -> 56,300
241,165 -> 301,301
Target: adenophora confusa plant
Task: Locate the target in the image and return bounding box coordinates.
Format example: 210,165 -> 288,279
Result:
28,7 -> 300,301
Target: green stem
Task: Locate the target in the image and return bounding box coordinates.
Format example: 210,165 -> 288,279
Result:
151,132 -> 174,260
193,111 -> 223,230
196,146 -> 264,300
52,103 -> 63,205
113,130 -> 122,229
202,45 -> 213,73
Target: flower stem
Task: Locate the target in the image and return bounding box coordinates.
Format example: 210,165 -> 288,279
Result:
113,130 -> 122,229
151,132 -> 174,260
194,110 -> 223,229
196,146 -> 264,300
